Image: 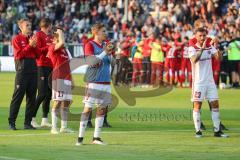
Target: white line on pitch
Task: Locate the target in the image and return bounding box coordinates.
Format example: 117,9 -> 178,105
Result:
0,156 -> 29,160
0,133 -> 51,137
0,129 -> 239,137
0,130 -> 189,137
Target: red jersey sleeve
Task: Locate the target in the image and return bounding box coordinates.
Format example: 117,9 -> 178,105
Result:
36,32 -> 49,54
47,44 -> 55,58
189,37 -> 212,47
206,37 -> 212,47
84,42 -> 94,56
188,38 -> 197,46
12,36 -> 33,60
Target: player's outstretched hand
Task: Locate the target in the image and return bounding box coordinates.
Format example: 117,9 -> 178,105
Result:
56,29 -> 63,35
29,36 -> 37,47
201,39 -> 207,49
211,37 -> 219,48
105,41 -> 115,55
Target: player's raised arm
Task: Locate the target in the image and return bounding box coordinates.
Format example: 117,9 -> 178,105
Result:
189,42 -> 205,64
189,28 -> 207,63
212,47 -> 223,61
54,29 -> 65,51
211,38 -> 223,61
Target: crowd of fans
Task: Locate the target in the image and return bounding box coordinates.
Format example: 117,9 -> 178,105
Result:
0,0 -> 239,88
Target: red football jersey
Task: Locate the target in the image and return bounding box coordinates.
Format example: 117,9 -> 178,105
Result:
142,38 -> 155,57
12,33 -> 39,60
36,31 -> 53,67
161,44 -> 171,56
48,45 -> 71,80
84,40 -> 103,56
120,38 -> 131,57
84,38 -> 115,56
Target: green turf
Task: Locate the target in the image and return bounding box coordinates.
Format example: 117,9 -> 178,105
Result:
0,72 -> 240,160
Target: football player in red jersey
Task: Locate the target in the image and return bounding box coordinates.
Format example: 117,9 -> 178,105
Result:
165,41 -> 178,85
47,29 -> 74,134
211,38 -> 221,86
174,35 -> 184,87
162,39 -> 172,84
142,32 -> 155,86
180,37 -> 192,87
8,18 -> 38,130
31,18 -> 53,128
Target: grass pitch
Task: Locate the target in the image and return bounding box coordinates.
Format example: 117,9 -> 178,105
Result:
0,72 -> 240,160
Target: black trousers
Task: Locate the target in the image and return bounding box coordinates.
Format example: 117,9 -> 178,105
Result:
114,58 -> 121,85
142,56 -> 151,84
220,59 -> 231,84
33,66 -> 52,118
119,56 -> 130,84
8,72 -> 37,125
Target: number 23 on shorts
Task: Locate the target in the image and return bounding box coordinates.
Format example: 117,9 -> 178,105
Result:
58,91 -> 64,98
194,91 -> 201,98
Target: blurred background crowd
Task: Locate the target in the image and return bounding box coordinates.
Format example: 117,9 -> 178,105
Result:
0,0 -> 239,88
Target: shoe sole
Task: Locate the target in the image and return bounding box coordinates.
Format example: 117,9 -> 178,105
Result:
92,141 -> 107,145
215,135 -> 229,138
60,131 -> 75,133
41,125 -> 52,127
75,142 -> 83,146
32,126 -> 41,128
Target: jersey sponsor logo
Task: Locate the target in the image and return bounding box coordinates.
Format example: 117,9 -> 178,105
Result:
194,91 -> 201,98
199,58 -> 211,61
21,41 -> 26,46
57,91 -> 64,98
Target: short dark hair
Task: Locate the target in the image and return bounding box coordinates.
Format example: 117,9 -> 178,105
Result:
195,27 -> 206,33
91,23 -> 105,35
17,18 -> 30,27
39,18 -> 52,28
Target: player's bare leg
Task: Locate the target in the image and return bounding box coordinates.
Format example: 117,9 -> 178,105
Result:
76,107 -> 92,145
193,101 -> 203,138
51,101 -> 61,134
209,100 -> 229,137
92,106 -> 107,145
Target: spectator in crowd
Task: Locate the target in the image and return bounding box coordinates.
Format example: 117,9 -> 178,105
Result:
228,34 -> 240,88
31,18 -> 53,128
